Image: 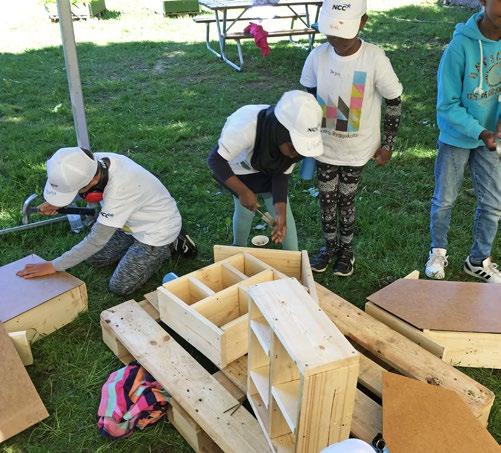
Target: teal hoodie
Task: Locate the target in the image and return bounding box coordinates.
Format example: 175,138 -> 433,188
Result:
437,11 -> 500,149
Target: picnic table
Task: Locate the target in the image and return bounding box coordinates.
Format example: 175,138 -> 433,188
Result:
195,0 -> 322,71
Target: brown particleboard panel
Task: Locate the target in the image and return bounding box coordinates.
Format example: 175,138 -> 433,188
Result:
367,279 -> 501,333
383,372 -> 500,453
0,255 -> 85,323
0,324 -> 48,442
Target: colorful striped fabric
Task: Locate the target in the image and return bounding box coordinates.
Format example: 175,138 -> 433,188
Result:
98,361 -> 171,439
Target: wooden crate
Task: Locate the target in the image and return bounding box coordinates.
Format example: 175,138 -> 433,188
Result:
246,278 -> 359,452
101,282 -> 495,449
0,255 -> 88,341
158,247 -> 316,368
365,273 -> 501,369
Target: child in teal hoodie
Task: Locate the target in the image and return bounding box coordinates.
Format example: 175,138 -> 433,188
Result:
425,1 -> 501,283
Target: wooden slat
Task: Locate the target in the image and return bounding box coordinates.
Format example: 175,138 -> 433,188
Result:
221,262 -> 247,287
214,245 -> 302,279
189,277 -> 216,301
358,354 -> 386,397
365,302 -> 445,357
300,250 -> 317,303
317,283 -> 494,426
101,301 -> 269,453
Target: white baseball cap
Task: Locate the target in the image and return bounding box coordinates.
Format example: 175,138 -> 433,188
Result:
274,90 -> 323,157
43,147 -> 98,207
318,0 -> 367,39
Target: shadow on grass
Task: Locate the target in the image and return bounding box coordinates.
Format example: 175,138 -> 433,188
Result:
1,3 -> 499,450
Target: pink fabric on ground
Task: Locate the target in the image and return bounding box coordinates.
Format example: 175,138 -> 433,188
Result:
244,22 -> 270,57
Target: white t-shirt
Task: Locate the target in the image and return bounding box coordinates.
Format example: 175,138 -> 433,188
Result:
217,104 -> 295,175
300,41 -> 403,166
95,153 -> 182,246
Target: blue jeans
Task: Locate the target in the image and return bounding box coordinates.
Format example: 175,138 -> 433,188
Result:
430,141 -> 501,262
232,194 -> 298,250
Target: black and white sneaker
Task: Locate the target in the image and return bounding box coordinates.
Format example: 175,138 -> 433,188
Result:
310,247 -> 334,273
171,228 -> 198,259
332,251 -> 355,277
464,256 -> 501,283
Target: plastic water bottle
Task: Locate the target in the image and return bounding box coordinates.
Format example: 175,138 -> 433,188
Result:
67,214 -> 84,233
162,272 -> 178,284
300,157 -> 317,180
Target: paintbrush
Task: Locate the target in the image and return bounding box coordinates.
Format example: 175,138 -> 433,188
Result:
256,208 -> 274,227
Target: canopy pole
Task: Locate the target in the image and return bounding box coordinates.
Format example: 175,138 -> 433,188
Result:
56,0 -> 90,150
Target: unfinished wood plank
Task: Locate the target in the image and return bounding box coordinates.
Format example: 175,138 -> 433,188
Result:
101,302 -> 268,453
0,324 -> 48,442
189,277 -> 216,301
8,331 -> 34,366
220,314 -> 249,366
358,354 -> 386,397
191,286 -> 240,327
425,330 -> 501,369
168,400 -> 223,453
243,253 -> 271,276
214,245 -> 302,279
221,355 -> 248,393
300,250 -> 317,303
383,372 -> 499,453
213,371 -> 245,402
144,290 -> 159,311
404,270 -> 420,279
365,302 -> 445,358
367,279 -> 501,333
317,283 -> 494,426
352,390 -> 382,443
222,262 -> 247,287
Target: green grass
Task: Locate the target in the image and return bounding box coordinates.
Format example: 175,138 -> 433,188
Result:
1,1 -> 499,451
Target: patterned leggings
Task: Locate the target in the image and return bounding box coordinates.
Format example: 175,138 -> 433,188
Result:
86,230 -> 171,296
317,162 -> 364,254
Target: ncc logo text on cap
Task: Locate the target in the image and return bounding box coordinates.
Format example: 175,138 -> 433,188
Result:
318,0 -> 367,39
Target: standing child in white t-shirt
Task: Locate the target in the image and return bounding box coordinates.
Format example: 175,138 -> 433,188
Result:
300,0 -> 403,276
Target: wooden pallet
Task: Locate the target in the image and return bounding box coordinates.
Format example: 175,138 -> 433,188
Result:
365,272 -> 501,369
246,279 -> 359,452
101,299 -> 267,453
157,247 -> 316,368
101,283 -> 494,451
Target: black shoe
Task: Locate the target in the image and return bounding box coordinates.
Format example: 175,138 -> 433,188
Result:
332,251 -> 354,277
310,247 -> 335,273
171,228 -> 198,258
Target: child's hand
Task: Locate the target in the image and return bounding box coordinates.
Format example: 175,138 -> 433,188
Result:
16,262 -> 57,279
373,147 -> 392,166
271,215 -> 287,244
238,190 -> 259,211
479,130 -> 497,151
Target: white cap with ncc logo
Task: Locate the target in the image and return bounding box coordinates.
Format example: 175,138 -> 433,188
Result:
274,90 -> 324,158
318,0 -> 367,39
43,147 -> 98,207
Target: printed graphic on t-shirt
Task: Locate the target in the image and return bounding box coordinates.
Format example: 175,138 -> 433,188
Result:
467,54 -> 500,101
317,71 -> 367,133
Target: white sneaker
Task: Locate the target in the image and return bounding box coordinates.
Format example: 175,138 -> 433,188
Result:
464,256 -> 501,283
425,248 -> 448,279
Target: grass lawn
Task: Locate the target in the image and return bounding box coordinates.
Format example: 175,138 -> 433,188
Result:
1,0 -> 499,451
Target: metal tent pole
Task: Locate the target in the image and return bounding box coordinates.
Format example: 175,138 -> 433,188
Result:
56,0 -> 90,150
